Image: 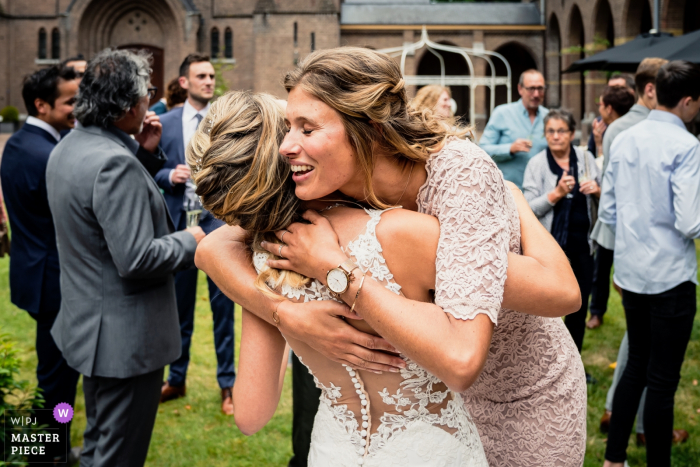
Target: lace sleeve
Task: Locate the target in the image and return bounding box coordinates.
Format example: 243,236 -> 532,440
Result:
422,140 -> 511,325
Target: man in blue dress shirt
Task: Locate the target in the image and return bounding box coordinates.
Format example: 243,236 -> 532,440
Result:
479,69 -> 549,188
0,65 -> 81,462
600,61 -> 700,467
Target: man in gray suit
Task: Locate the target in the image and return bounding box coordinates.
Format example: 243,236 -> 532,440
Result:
46,49 -> 204,466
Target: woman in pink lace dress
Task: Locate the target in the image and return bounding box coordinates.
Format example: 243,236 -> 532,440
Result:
197,48 -> 587,466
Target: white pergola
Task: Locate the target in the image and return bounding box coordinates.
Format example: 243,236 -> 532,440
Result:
378,27 -> 512,123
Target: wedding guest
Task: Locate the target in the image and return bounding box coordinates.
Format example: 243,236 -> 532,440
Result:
46,48 -> 203,467
588,59 -> 667,332
60,55 -> 87,77
156,54 -> 236,415
601,60 -> 700,467
150,77 -> 187,115
587,85 -> 635,160
523,109 -> 600,354
587,74 -> 635,158
410,85 -> 453,118
594,58 -> 685,446
479,69 -> 549,188
0,65 -> 80,463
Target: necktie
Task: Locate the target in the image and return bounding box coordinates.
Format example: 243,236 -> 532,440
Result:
184,113 -> 204,213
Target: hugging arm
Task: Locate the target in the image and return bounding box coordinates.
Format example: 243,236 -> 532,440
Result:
195,225 -> 405,371
233,309 -> 287,435
502,183 -> 581,316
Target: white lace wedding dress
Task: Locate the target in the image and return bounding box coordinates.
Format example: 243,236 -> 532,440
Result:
253,208 -> 488,467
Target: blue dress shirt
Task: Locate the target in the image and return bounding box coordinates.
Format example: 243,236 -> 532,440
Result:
598,110 -> 700,294
479,99 -> 549,188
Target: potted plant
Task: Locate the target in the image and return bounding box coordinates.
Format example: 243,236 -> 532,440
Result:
0,106 -> 20,133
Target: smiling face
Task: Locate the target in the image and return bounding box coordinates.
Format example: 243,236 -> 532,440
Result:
280,86 -> 363,201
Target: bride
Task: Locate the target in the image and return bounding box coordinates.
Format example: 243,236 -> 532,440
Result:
187,90 -> 580,466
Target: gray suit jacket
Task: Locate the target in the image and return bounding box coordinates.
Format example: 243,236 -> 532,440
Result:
46,124 -> 198,378
591,104 -> 651,249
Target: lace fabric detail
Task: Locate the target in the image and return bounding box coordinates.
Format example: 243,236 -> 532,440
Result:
416,138 -> 512,326
416,139 -> 587,467
254,208 -> 487,465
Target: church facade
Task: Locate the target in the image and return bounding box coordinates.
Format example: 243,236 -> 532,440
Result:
0,0 -> 546,128
0,0 -> 696,128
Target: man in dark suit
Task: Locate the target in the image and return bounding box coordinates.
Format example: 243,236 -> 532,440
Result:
0,65 -> 81,461
46,49 -> 204,467
155,54 -> 236,415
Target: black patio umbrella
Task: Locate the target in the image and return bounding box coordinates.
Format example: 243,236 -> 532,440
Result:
564,32 -> 673,73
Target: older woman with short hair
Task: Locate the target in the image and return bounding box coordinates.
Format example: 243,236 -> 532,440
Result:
523,108 -> 601,353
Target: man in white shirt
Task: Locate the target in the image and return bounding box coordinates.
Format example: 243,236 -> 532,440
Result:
601,60 -> 700,467
155,54 -> 236,415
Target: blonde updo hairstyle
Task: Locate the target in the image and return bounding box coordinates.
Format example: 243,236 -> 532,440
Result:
283,47 -> 468,209
410,84 -> 451,114
187,91 -> 310,297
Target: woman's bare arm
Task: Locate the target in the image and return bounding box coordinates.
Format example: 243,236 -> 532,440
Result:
501,183 -> 581,316
233,309 -> 287,435
195,226 -> 405,371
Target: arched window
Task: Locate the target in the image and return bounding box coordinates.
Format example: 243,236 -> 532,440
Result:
51,28 -> 60,60
224,28 -> 233,59
310,32 -> 315,53
211,27 -> 220,59
38,28 -> 47,59
293,22 -> 298,48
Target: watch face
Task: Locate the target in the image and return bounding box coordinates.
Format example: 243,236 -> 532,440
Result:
327,268 -> 348,293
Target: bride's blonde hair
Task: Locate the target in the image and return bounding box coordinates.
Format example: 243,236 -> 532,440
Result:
186,90 -> 310,296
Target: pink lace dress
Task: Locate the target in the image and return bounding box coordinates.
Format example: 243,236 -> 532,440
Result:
417,138 -> 587,467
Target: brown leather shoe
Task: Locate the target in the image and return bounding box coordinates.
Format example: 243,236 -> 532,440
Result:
221,387 -> 234,415
636,429 -> 689,446
600,410 -> 612,433
587,315 -> 603,329
160,381 -> 186,403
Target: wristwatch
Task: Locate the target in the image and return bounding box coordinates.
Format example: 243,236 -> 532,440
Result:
326,258 -> 359,296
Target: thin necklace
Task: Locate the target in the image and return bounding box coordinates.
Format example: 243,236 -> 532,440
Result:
393,162 -> 415,206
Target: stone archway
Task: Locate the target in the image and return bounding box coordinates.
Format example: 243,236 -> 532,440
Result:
66,0 -> 196,99
624,0 -> 652,40
483,42 -> 537,121
415,41 -> 471,122
564,4 -> 585,122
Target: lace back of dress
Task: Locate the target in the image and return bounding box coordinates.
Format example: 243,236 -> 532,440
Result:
255,208 -> 484,462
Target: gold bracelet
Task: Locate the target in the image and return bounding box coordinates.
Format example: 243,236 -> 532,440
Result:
272,301 -> 283,326
350,272 -> 367,315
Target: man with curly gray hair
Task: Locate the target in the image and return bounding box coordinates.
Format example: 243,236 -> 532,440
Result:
46,48 -> 205,466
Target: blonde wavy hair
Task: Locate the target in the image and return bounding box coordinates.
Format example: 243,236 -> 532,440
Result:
186,91 -> 310,297
410,85 -> 451,113
283,47 -> 468,209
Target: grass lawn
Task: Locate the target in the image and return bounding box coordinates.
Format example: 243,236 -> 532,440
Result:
1,252 -> 700,466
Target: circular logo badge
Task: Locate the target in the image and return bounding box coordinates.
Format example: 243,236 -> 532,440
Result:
53,402 -> 74,424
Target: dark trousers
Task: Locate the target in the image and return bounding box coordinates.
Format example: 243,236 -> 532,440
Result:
605,282 -> 696,465
564,248 -> 595,352
167,268 -> 236,389
589,245 -> 614,318
32,309 -> 80,453
81,367 -> 164,467
288,352 -> 321,467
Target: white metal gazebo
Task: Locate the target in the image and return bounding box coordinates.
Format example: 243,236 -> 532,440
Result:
378,27 -> 512,124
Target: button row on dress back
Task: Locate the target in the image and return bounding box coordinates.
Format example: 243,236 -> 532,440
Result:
344,364 -> 371,463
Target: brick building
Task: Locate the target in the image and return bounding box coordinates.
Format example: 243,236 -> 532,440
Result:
546,0 -> 700,125
0,0 -> 548,128
1,0 -> 695,128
